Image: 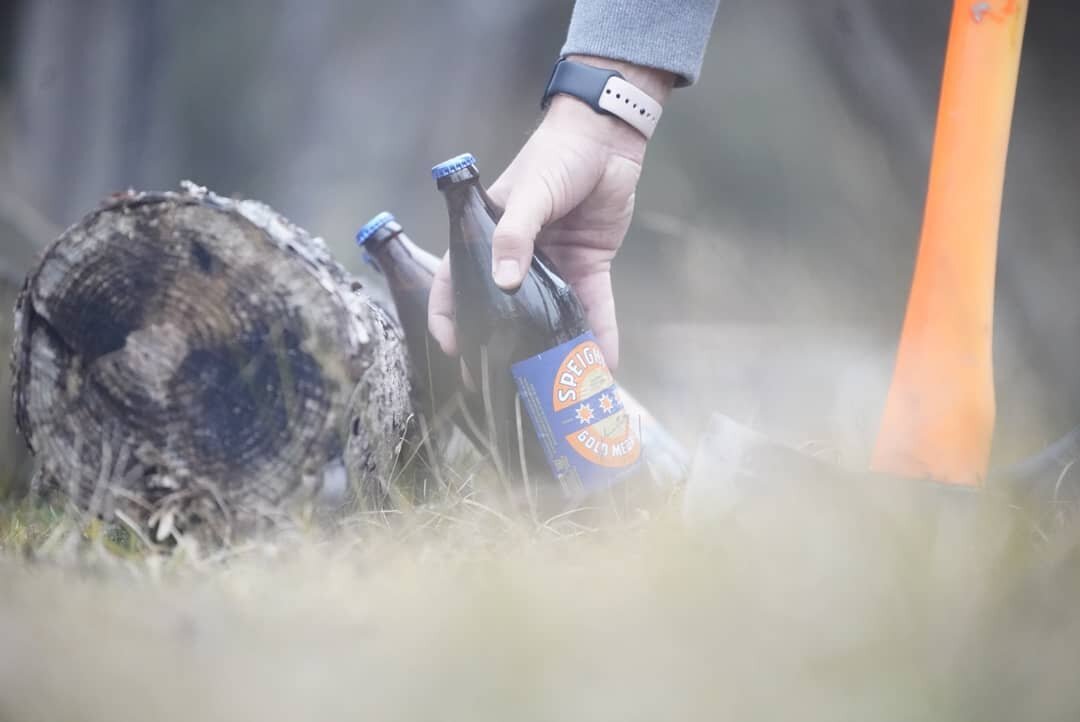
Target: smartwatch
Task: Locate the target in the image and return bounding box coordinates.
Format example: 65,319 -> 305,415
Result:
541,58 -> 663,140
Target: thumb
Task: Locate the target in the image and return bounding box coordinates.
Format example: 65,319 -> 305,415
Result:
490,176 -> 555,290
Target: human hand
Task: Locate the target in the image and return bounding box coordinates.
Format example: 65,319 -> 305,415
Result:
428,56 -> 674,370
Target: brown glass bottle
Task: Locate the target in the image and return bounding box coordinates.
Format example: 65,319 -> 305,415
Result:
357,212 -> 448,406
356,212 -> 489,456
433,153 -> 643,496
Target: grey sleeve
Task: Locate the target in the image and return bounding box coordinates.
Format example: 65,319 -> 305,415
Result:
560,0 -> 721,87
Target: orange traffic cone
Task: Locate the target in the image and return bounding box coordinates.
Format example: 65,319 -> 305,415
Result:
871,0 -> 1029,485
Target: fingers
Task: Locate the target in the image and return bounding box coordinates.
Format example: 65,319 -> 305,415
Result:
568,271 -> 620,370
427,251 -> 458,356
491,174 -> 556,290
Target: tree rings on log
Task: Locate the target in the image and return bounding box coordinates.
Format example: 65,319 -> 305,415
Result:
11,182 -> 412,541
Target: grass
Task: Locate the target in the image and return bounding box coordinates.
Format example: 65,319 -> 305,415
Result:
2,470 -> 1080,722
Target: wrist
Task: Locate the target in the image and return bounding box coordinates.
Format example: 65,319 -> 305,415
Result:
543,56 -> 674,159
564,55 -> 675,105
544,95 -> 647,162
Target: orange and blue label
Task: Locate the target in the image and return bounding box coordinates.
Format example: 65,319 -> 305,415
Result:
512,332 -> 642,492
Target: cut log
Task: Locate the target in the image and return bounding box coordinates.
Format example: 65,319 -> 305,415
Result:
11,183 -> 412,540
0,190 -> 55,501
1,279 -> 32,501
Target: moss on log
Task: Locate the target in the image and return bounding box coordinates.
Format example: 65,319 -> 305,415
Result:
11,183 -> 412,540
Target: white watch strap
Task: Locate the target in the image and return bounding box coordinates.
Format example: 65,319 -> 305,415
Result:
598,76 -> 663,140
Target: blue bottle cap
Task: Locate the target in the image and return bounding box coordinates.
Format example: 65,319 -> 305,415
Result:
355,211 -> 396,246
431,153 -> 477,180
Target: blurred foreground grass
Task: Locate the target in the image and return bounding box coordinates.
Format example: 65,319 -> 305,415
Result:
1,477 -> 1080,722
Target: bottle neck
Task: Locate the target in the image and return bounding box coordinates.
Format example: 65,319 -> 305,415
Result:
396,233 -> 440,276
363,223 -> 403,253
437,166 -> 501,221
366,223 -> 434,265
364,224 -> 436,298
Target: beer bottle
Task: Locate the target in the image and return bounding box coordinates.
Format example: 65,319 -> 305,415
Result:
355,212 -> 484,446
357,211 -> 444,403
432,153 -> 643,497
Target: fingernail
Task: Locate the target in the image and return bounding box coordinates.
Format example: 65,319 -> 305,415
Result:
493,259 -> 521,288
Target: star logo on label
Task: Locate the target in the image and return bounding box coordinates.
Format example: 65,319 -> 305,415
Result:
598,393 -> 614,414
575,403 -> 595,426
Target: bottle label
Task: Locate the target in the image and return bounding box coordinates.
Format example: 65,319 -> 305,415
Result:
511,331 -> 642,493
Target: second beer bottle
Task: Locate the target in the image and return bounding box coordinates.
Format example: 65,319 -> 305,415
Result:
432,153 -> 642,498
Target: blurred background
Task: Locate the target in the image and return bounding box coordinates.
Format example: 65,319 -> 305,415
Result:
0,0 -> 1077,491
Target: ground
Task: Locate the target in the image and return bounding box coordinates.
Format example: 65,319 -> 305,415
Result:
1,475 -> 1080,722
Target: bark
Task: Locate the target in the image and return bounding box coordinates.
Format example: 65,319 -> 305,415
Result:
10,183 -> 412,541
0,192 -> 54,501
1,278 -> 31,500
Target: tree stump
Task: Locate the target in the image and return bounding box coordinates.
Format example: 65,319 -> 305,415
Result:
11,183 -> 412,541
0,190 -> 56,501
1,278 -> 33,501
